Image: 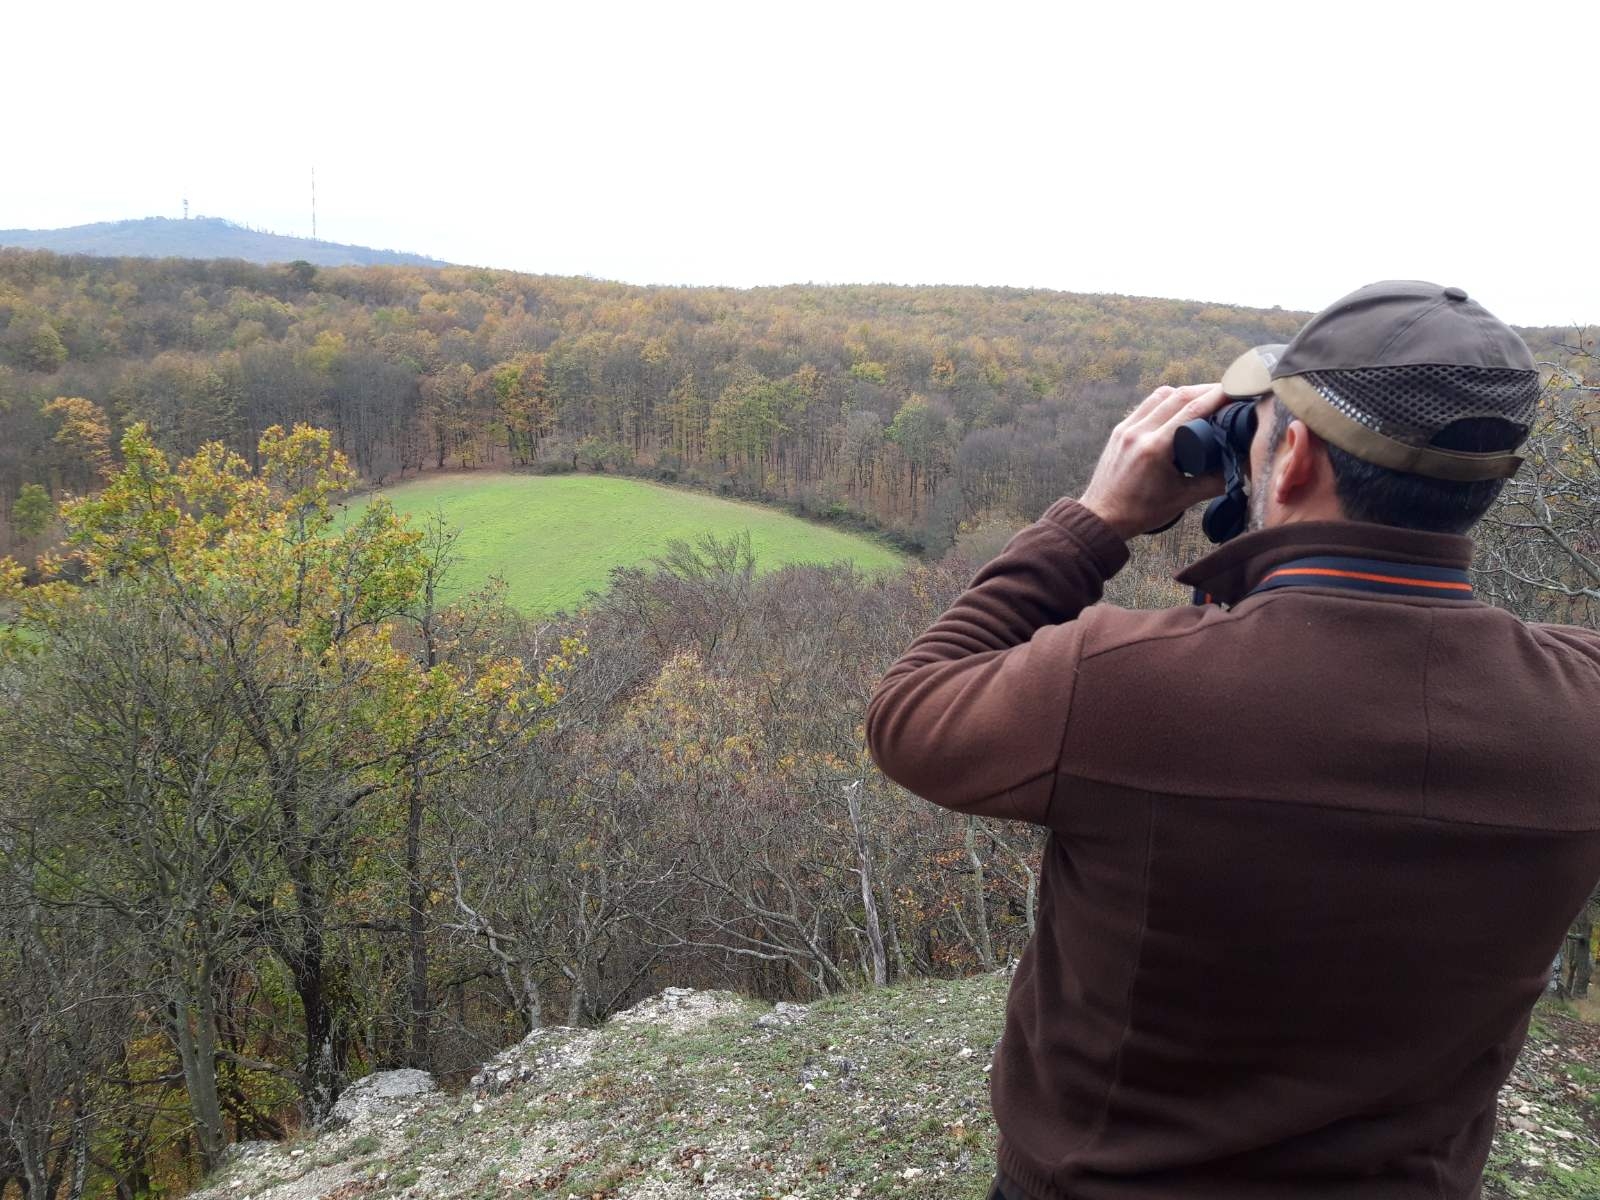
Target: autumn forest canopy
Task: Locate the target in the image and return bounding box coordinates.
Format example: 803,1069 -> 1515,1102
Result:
0,248 -> 1595,1199
0,249 -> 1584,560
0,248 -> 1338,560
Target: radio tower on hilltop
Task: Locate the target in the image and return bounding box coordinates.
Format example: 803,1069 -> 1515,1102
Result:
183,194 -> 189,221
311,166 -> 318,240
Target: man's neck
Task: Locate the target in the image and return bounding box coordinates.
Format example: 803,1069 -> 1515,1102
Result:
1259,497 -> 1349,529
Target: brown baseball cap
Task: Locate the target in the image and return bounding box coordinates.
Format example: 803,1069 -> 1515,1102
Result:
1217,281 -> 1541,481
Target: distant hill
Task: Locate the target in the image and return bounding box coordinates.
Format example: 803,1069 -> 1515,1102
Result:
0,216 -> 448,267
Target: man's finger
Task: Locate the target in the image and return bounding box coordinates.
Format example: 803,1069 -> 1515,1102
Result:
1135,382 -> 1222,434
1160,382 -> 1232,433
1121,385 -> 1177,428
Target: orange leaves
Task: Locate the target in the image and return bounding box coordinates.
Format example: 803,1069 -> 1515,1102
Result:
15,417 -> 561,782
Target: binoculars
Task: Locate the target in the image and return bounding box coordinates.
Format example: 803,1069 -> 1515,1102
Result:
1173,401 -> 1257,477
1171,400 -> 1258,543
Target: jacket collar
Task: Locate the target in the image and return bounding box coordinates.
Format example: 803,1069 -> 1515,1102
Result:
1174,520 -> 1476,607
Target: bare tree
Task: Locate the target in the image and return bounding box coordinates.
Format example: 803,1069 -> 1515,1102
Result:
1476,346 -> 1599,995
0,835 -> 139,1199
1476,349 -> 1598,625
844,780 -> 889,987
3,595 -> 272,1173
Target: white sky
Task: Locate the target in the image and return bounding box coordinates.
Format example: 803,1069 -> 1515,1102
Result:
6,1 -> 1596,327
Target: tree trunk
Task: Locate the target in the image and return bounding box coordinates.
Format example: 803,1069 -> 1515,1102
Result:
1567,914 -> 1593,998
845,782 -> 888,987
1021,859 -> 1038,943
991,829 -> 1040,944
116,1119 -> 152,1200
169,956 -> 228,1172
884,891 -> 909,981
14,1114 -> 49,1200
517,961 -> 544,1033
66,1099 -> 89,1200
964,817 -> 995,971
405,768 -> 430,1070
289,942 -> 342,1123
565,974 -> 587,1028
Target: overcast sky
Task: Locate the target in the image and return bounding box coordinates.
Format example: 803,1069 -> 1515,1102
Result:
7,1 -> 1596,327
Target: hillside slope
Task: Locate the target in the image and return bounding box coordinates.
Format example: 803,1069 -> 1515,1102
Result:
0,217 -> 447,266
191,971 -> 1600,1200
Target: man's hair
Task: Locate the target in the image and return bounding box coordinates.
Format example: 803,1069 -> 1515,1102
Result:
1263,385 -> 1523,535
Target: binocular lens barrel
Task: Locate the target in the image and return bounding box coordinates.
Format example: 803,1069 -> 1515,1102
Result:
1171,401 -> 1258,477
1167,400 -> 1260,543
1173,421 -> 1222,476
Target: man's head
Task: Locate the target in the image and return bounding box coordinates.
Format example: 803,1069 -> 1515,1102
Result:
1221,282 -> 1542,534
1245,393 -> 1523,533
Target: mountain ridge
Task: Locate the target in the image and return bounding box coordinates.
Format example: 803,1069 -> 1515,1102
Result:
0,216 -> 448,267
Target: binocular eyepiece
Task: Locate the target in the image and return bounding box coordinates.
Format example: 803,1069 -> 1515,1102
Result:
1171,400 -> 1259,543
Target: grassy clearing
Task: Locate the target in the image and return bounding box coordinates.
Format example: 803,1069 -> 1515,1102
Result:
341,472 -> 908,614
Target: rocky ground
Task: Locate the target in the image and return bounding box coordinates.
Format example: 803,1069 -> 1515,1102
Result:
192,973 -> 1600,1200
1483,1000 -> 1600,1198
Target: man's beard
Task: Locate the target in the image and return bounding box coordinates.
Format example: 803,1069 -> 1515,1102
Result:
1247,448 -> 1279,531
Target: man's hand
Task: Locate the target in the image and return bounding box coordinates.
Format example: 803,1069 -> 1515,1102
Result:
1078,383 -> 1231,540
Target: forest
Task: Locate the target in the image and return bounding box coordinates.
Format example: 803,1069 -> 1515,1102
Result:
0,251 -> 1595,1198
1,250 -> 1584,561
0,249 -> 1327,561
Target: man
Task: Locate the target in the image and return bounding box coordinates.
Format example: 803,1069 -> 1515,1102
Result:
865,281 -> 1600,1200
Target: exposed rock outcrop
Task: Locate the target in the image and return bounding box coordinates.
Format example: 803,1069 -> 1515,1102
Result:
328,1069 -> 437,1125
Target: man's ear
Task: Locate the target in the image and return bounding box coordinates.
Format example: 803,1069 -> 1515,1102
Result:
1272,418 -> 1328,507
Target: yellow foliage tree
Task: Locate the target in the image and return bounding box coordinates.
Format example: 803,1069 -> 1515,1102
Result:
0,421 -> 570,1141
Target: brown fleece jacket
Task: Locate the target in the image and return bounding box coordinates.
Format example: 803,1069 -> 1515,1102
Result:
865,497 -> 1600,1200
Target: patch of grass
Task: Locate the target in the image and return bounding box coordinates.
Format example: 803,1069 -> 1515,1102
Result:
1487,1154 -> 1600,1200
315,1131 -> 383,1167
1540,997 -> 1581,1022
1566,1063 -> 1600,1087
342,472 -> 907,613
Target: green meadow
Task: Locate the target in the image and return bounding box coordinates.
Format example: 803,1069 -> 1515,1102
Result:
342,472 -> 909,613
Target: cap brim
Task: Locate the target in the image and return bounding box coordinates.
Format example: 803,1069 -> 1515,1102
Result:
1220,344 -> 1287,398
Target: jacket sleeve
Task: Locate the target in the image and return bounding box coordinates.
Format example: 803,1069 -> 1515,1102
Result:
865,497 -> 1129,824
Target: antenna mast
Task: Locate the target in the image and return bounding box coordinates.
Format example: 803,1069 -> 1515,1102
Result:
311,166 -> 317,240
183,194 -> 189,220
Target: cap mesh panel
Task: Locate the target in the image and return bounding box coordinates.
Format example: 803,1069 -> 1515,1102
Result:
1299,366 -> 1540,445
